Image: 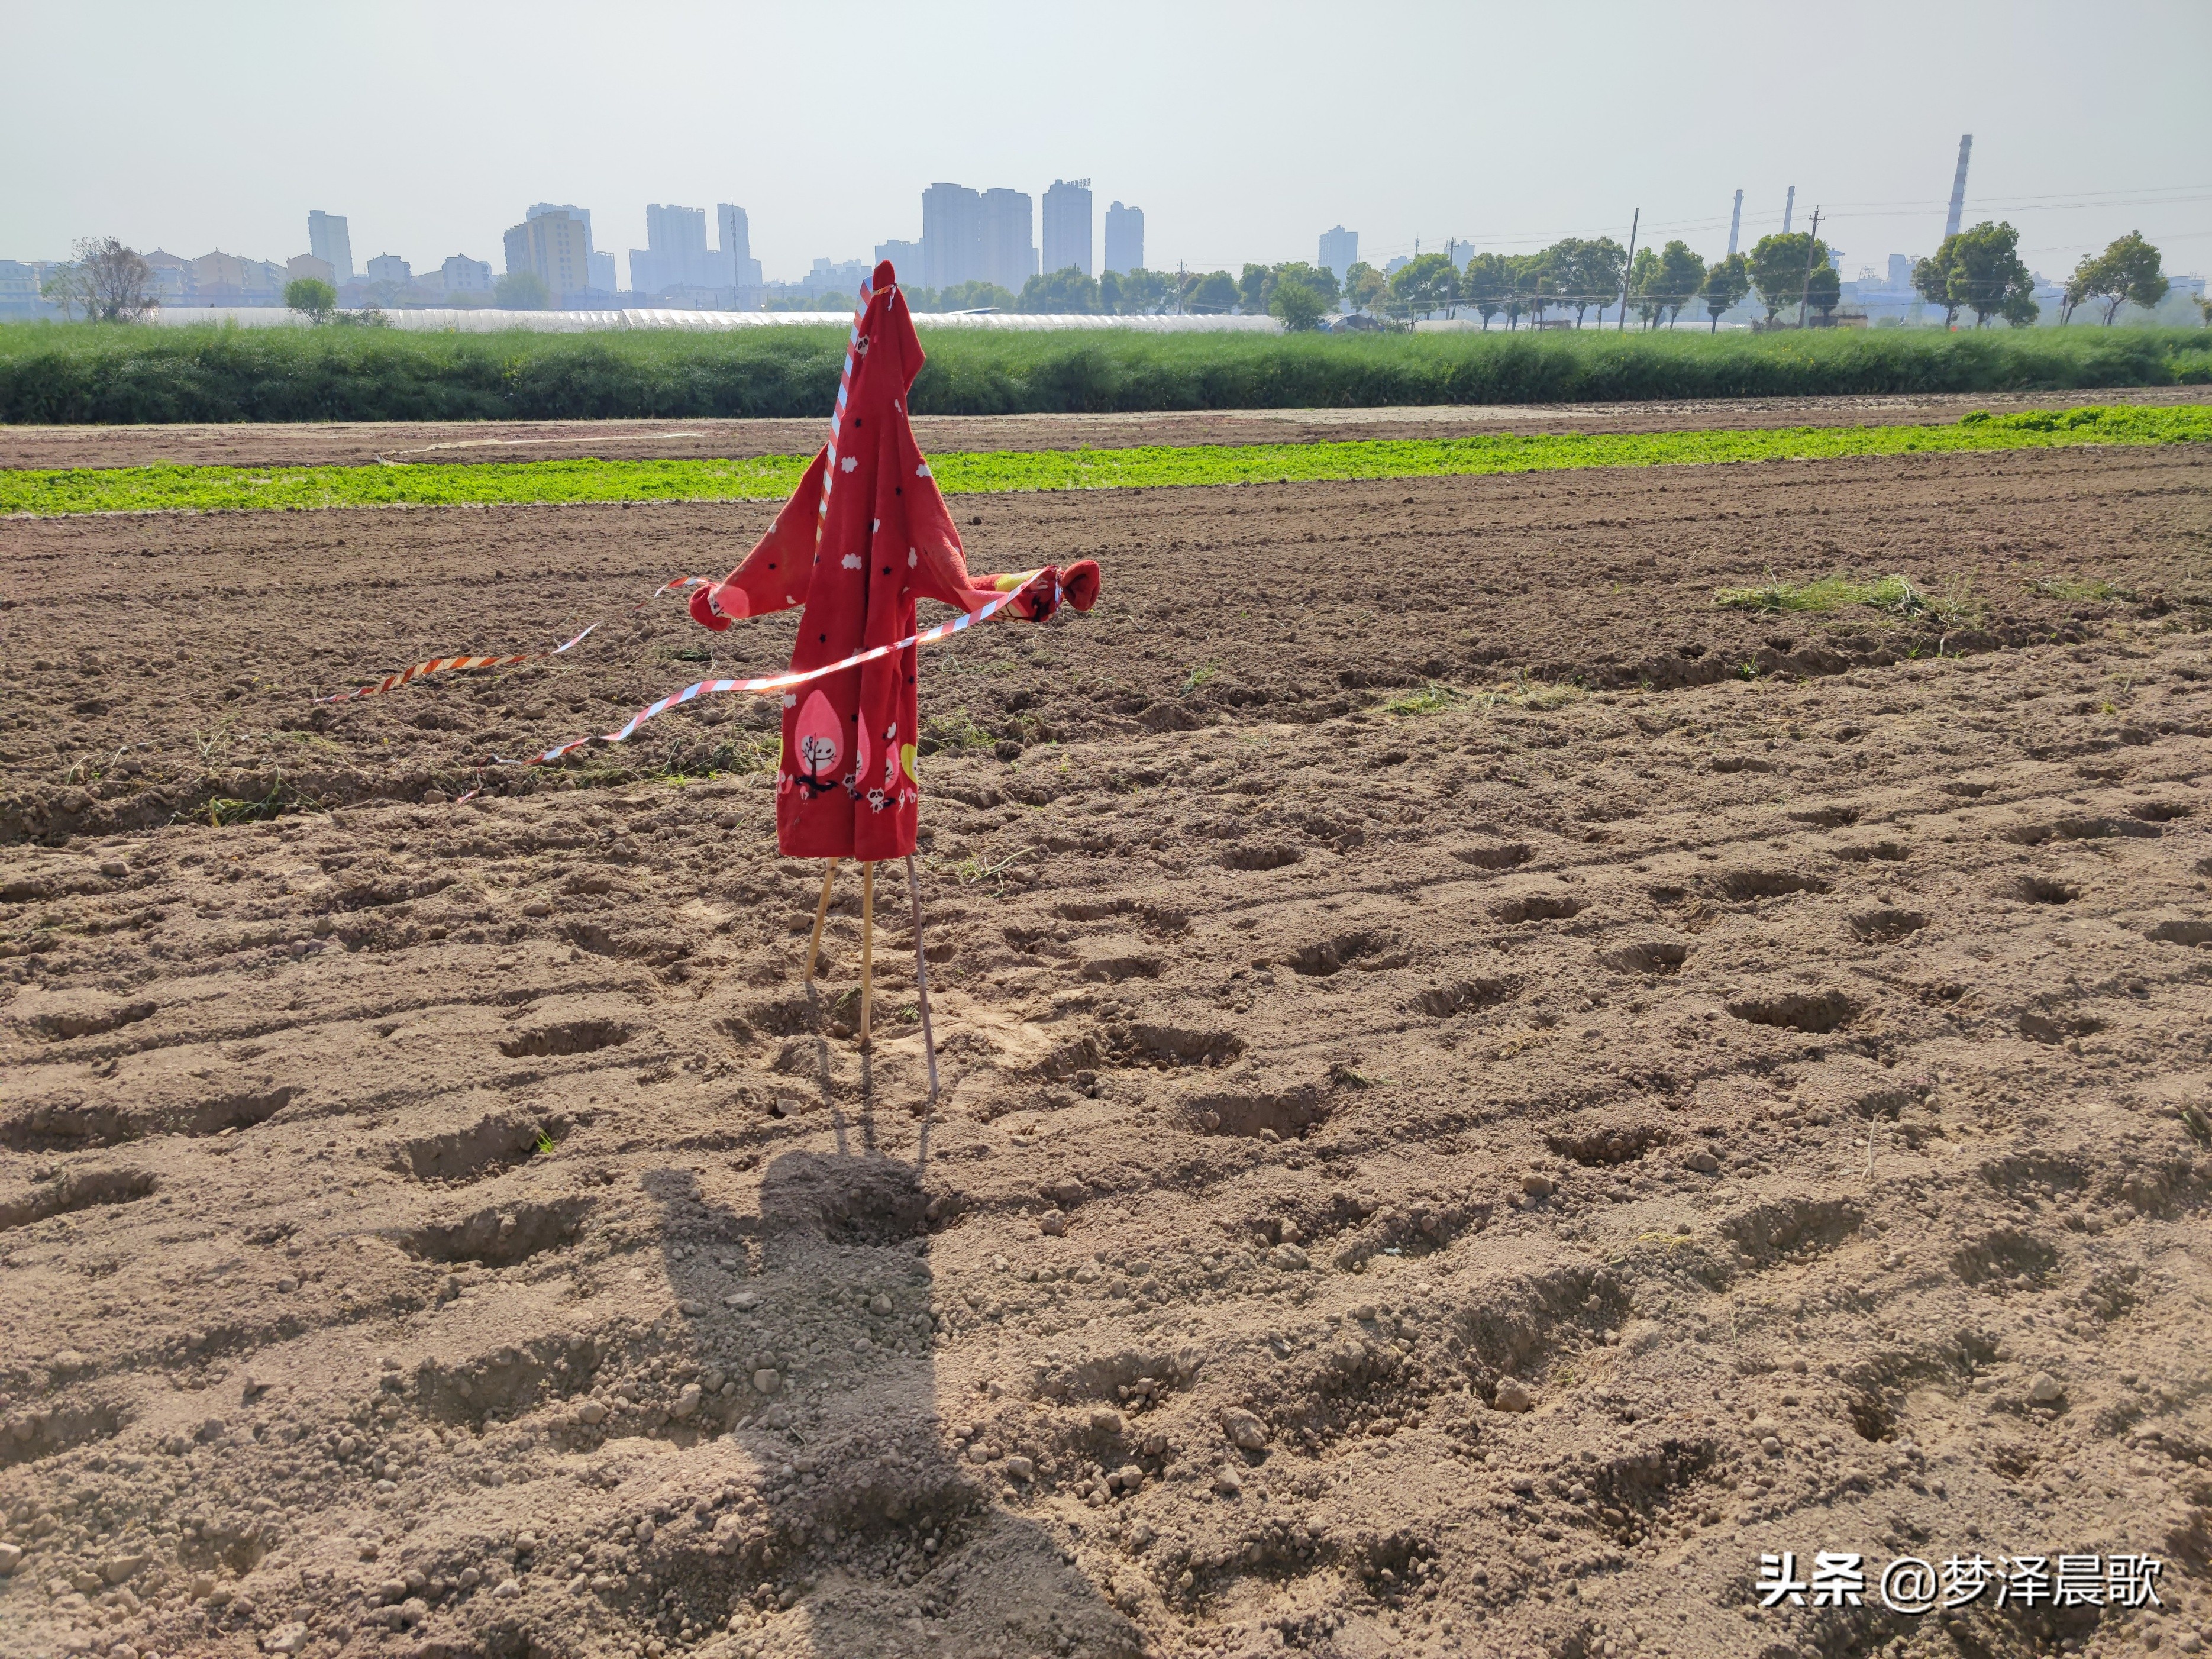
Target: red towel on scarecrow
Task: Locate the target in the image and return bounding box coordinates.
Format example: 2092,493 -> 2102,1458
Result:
688,262 -> 1099,862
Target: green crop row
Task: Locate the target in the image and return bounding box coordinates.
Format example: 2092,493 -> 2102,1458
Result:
1,405 -> 2203,519
7,404 -> 2205,517
1,318 -> 2207,425
8,405 -> 2203,519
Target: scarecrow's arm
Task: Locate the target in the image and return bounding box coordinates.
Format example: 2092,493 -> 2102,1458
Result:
960,563 -> 1103,618
687,449 -> 828,631
893,425 -> 1100,619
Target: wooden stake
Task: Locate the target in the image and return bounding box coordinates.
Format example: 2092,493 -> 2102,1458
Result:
803,859 -> 839,984
858,861 -> 876,1047
906,854 -> 940,1103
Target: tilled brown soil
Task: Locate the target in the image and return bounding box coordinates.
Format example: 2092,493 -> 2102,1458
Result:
2,438 -> 2211,1659
3,441 -> 2209,845
3,386 -> 2207,470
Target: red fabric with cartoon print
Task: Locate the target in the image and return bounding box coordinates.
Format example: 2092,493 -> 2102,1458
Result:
686,261 -> 1099,861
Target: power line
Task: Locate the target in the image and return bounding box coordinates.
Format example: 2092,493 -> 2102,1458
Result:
1821,182 -> 2210,211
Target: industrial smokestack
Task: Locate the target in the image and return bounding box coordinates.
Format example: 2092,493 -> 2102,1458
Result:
1727,190 -> 1743,258
1944,134 -> 1974,240
1783,186 -> 1796,234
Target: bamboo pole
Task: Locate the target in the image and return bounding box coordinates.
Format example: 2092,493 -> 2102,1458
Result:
906,854 -> 940,1103
858,861 -> 876,1047
803,858 -> 839,984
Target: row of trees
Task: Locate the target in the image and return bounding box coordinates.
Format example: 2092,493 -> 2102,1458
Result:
1010,239 -> 1833,333
37,229 -> 2194,333
899,267 -> 1244,317
1906,225 -> 2166,329
1285,239 -> 1755,333
1309,224 -> 2177,334
939,233 -> 2184,331
772,228 -> 2176,332
1255,236 -> 1811,333
2059,232 -> 2169,325
1909,221 -> 2038,327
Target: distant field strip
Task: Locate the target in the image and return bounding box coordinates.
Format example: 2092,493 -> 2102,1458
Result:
4,405 -> 2204,517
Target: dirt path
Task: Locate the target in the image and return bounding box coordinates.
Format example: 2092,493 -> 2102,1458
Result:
1,444 -> 2209,1659
3,385 -> 2207,471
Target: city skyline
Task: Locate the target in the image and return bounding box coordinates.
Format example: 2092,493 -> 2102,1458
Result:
18,157 -> 2207,299
1,2 -> 2203,288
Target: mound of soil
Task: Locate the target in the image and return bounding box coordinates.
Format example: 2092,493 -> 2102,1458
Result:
1,431 -> 2208,1659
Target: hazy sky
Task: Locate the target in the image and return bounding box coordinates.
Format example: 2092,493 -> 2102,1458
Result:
4,0 -> 2207,285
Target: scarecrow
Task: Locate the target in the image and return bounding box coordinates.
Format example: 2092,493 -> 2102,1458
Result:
687,260 -> 1099,1070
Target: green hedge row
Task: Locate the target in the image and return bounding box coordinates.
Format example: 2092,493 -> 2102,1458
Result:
1,318 -> 2206,424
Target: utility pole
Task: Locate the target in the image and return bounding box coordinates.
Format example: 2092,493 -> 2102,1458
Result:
1726,189 -> 1743,258
1617,207 -> 1639,331
1177,260 -> 1184,315
1796,207 -> 1822,328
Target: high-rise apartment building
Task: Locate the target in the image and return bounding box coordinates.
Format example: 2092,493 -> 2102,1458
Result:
508,206 -> 606,301
921,183 -> 979,292
631,203 -> 758,295
717,204 -> 763,289
921,183 -> 1035,293
1103,202 -> 1143,275
631,203 -> 709,294
1318,226 -> 1358,280
307,211 -> 354,284
1042,179 -> 1093,277
503,209 -> 592,304
981,188 -> 1035,292
528,204 -> 597,258
524,204 -> 608,295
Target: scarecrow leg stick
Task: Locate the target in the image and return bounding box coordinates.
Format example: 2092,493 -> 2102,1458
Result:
804,859 -> 839,985
906,854 -> 941,1103
858,862 -> 876,1047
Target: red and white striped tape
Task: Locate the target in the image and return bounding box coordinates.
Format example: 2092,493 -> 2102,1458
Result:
818,269 -> 875,532
314,576 -> 711,704
500,569 -> 1054,768
335,274 -> 1044,778
314,624 -> 598,705
328,271 -> 887,711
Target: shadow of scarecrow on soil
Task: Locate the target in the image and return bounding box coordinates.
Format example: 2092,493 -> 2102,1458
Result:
643,1126 -> 1147,1658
